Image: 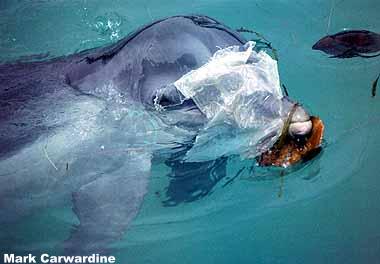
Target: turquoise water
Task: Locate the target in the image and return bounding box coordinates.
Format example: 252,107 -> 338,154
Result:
1,0 -> 380,263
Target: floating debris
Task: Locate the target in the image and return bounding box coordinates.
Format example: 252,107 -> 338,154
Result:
236,27 -> 279,60
259,117 -> 324,167
372,73 -> 380,98
282,84 -> 289,97
222,167 -> 245,187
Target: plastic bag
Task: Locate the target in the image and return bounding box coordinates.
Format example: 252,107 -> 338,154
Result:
174,41 -> 293,162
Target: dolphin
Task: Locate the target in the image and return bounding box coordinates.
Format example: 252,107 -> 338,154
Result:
0,15 -> 312,254
0,15 -> 250,254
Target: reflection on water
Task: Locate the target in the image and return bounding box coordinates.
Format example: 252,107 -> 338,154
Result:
1,0 -> 380,263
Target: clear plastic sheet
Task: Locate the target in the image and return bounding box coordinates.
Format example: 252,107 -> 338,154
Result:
174,41 -> 293,161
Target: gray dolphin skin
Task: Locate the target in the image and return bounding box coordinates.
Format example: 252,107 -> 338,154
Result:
0,15 -> 247,254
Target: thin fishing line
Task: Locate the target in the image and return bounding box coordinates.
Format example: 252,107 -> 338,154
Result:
326,0 -> 335,34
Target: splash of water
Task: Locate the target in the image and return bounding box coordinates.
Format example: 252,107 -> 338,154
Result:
92,11 -> 126,41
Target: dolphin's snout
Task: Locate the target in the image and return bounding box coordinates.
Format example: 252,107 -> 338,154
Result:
289,121 -> 312,137
288,105 -> 312,137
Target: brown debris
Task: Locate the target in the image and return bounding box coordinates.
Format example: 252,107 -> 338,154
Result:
258,117 -> 324,167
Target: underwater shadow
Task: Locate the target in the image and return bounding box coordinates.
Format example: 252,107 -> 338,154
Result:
162,146 -> 228,207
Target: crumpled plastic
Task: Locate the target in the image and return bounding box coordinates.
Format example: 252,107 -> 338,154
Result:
173,41 -> 294,162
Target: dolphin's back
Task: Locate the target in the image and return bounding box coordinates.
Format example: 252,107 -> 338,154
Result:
0,60 -> 65,158
67,15 -> 247,104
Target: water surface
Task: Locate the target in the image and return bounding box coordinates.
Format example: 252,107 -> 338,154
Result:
0,0 -> 379,263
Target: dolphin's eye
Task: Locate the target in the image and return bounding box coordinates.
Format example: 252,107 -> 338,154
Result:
152,93 -> 177,108
153,84 -> 185,109
157,94 -> 174,106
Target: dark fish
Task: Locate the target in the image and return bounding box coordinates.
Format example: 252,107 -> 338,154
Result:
312,30 -> 380,58
372,73 -> 380,98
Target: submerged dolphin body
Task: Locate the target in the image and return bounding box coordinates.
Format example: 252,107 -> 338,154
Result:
312,30 -> 380,58
0,15 -> 247,253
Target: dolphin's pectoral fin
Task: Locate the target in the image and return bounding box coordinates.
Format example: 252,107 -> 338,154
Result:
64,152 -> 151,255
163,155 -> 228,206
